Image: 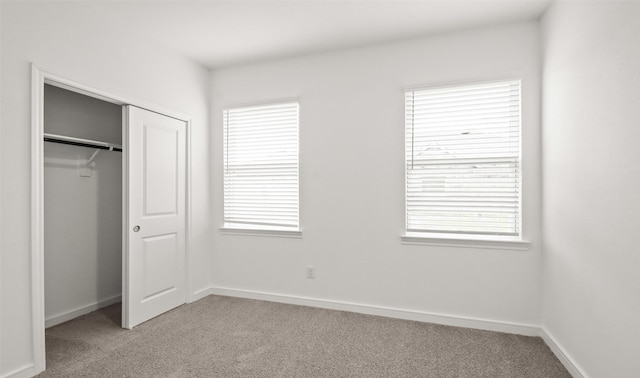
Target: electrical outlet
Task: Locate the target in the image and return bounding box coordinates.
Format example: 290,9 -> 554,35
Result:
306,266 -> 315,279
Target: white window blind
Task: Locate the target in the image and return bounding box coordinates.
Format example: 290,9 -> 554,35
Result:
223,101 -> 299,230
405,80 -> 521,237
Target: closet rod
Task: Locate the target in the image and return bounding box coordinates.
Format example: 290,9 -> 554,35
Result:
44,133 -> 123,152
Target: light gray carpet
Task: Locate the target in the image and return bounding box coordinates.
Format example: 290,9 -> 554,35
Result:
39,295 -> 570,377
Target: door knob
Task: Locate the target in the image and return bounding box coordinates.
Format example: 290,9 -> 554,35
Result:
133,225 -> 141,232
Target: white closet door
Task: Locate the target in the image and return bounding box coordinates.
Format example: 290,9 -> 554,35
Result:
124,105 -> 186,329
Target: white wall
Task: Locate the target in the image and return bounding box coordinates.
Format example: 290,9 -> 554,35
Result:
211,22 -> 542,327
0,2 -> 211,376
43,85 -> 122,324
541,2 -> 640,377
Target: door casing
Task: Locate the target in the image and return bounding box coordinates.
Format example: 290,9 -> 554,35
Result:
30,64 -> 193,375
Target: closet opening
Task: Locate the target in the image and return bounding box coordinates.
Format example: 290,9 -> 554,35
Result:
32,67 -> 190,374
43,84 -> 124,330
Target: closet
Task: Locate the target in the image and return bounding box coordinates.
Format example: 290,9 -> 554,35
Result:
41,81 -> 189,332
43,84 -> 123,327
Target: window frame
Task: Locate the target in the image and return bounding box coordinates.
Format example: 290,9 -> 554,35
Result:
401,79 -> 529,249
221,99 -> 302,237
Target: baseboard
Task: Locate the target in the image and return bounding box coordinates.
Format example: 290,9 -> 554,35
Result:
208,286 -> 539,336
189,286 -> 213,303
0,364 -> 38,378
540,328 -> 587,378
13,288 -> 583,378
45,294 -> 122,329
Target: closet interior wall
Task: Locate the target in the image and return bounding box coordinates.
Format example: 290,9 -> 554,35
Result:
44,84 -> 123,326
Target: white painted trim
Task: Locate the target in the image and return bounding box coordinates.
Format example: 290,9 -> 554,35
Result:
219,227 -> 303,239
30,64 -> 194,373
185,119 -> 194,303
209,286 -> 540,336
45,295 -> 122,329
401,234 -> 530,251
540,328 -> 587,378
30,64 -> 47,375
0,364 -> 38,378
190,286 -> 214,303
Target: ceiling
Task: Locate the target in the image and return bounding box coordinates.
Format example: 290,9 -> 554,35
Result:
93,0 -> 552,69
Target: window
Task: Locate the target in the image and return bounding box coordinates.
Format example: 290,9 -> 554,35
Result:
405,80 -> 521,239
223,101 -> 299,232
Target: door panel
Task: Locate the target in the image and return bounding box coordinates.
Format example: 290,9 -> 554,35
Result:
144,126 -> 179,215
141,233 -> 178,301
125,105 -> 186,329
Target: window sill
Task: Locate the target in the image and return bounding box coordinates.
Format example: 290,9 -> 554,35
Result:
220,225 -> 302,239
401,232 -> 530,251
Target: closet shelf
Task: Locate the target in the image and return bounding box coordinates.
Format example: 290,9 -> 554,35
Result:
44,133 -> 123,152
